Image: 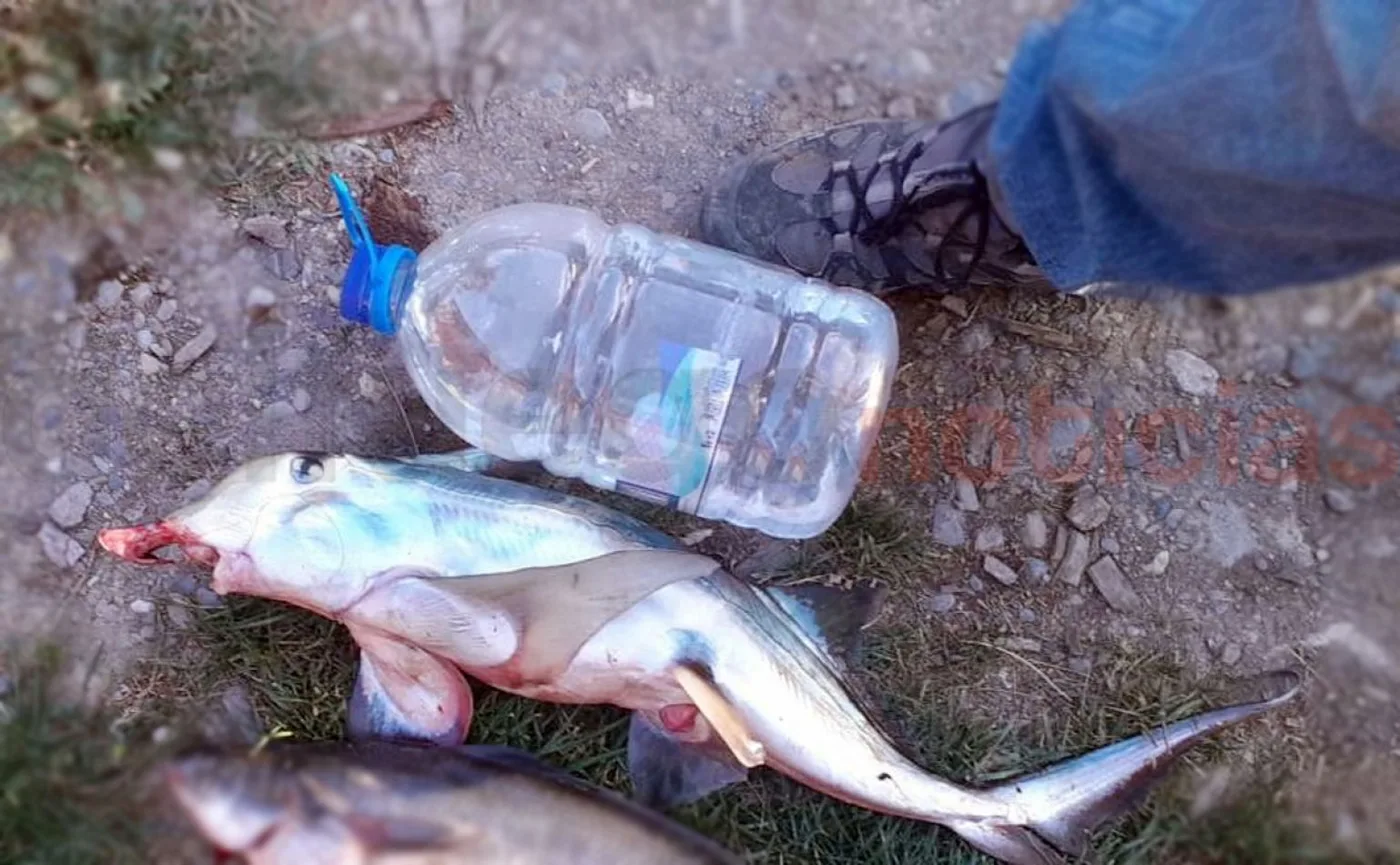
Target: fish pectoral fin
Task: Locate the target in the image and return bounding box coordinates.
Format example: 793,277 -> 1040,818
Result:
434,550 -> 724,684
672,665 -> 765,769
346,626 -> 474,747
627,711 -> 749,809
763,582 -> 888,671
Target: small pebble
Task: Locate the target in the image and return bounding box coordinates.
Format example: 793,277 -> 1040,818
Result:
95,280 -> 124,310
1323,488 -> 1356,514
48,481 -> 94,528
130,599 -> 155,615
569,108 -> 613,143
1164,349 -> 1220,397
1018,607 -> 1037,623
1100,535 -> 1121,555
139,354 -> 166,376
833,84 -> 858,109
983,555 -> 1019,586
1024,558 -> 1050,583
1144,550 -> 1171,576
1087,555 -> 1143,612
291,387 -> 312,413
152,725 -> 174,744
172,325 -> 217,373
358,371 -> 385,402
930,501 -> 967,547
625,88 -> 655,110
1022,511 -> 1049,550
261,400 -> 296,421
130,283 -> 154,306
926,592 -> 957,614
38,522 -> 85,568
973,524 -> 1006,553
954,475 -> 980,512
1221,643 -> 1243,666
155,298 -> 178,322
886,96 -> 917,119
966,575 -> 986,593
195,588 -> 225,609
1315,548 -> 1331,563
1065,488 -> 1111,531
246,286 -> 278,311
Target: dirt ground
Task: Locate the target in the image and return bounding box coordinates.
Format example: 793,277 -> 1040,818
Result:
3,0 -> 1399,859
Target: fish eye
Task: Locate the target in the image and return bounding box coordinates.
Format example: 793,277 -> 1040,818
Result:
289,455 -> 324,484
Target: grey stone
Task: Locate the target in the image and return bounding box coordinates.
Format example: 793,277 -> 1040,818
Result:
130,282 -> 154,306
182,477 -> 214,504
983,555 -> 1019,586
833,84 -> 858,109
966,575 -> 985,593
954,475 -> 980,512
1165,508 -> 1186,530
377,148 -> 396,164
539,71 -> 568,96
886,96 -> 917,119
291,387 -> 312,413
625,88 -> 655,110
569,108 -> 613,143
1050,524 -> 1068,566
277,347 -> 309,373
95,280 -> 124,310
138,354 -> 166,376
166,603 -> 193,630
1288,343 -> 1330,381
1144,550 -> 1171,576
48,481 -> 94,528
924,592 -> 957,614
1025,558 -> 1050,583
242,215 -> 289,248
930,501 -> 967,547
1018,607 -> 1037,623
38,522 -> 84,568
1100,535 -> 1121,555
195,587 -> 225,609
1220,643 -> 1242,666
1354,371 -> 1400,403
959,322 -> 994,354
896,46 -> 935,79
1164,349 -> 1219,397
998,637 -> 1042,653
1022,511 -> 1049,550
261,400 -> 296,421
1324,488 -> 1356,514
245,286 -> 278,311
172,325 -> 217,373
1065,489 -> 1111,531
130,598 -> 154,615
200,684 -> 264,746
1055,530 -> 1091,586
1088,555 -> 1143,612
973,524 -> 1006,553
660,191 -> 678,212
155,298 -> 178,322
1204,501 -> 1258,566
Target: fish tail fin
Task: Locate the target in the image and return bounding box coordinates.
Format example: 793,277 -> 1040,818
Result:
963,670 -> 1302,863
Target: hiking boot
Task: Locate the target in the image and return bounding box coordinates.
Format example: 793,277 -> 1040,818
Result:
700,104 -> 1043,295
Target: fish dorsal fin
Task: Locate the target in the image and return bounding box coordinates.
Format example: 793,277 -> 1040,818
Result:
763,582 -> 888,669
433,549 -> 723,683
396,447 -> 502,474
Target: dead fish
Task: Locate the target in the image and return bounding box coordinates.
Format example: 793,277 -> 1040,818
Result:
165,739 -> 742,864
100,450 -> 1304,865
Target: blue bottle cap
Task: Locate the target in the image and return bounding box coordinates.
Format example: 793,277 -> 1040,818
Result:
330,173 -> 419,336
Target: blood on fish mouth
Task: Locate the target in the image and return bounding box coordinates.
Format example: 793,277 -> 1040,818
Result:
98,521 -> 217,566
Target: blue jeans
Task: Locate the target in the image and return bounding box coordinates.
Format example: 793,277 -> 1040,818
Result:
990,0 -> 1400,296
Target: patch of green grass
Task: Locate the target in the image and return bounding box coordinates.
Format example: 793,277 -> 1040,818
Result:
0,0 -> 366,217
177,499 -> 1338,864
0,644 -> 163,865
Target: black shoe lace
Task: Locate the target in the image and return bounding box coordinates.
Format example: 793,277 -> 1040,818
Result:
838,142 -> 993,289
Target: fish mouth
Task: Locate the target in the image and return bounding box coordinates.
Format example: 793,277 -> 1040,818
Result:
97,520 -> 220,567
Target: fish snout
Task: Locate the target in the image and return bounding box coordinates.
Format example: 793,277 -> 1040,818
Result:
98,520 -> 218,566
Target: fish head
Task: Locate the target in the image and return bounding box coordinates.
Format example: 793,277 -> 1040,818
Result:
164,751 -> 293,854
98,452 -> 385,612
165,751 -> 364,862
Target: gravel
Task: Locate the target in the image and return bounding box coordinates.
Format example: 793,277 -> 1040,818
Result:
569,108 -> 613,142
38,522 -> 85,568
48,480 -> 94,528
1022,510 -> 1049,550
1055,530 -> 1091,586
1066,488 -> 1111,531
982,555 -> 1019,586
1088,555 -> 1143,612
1143,550 -> 1171,576
172,325 -> 218,373
1164,348 -> 1220,397
954,475 -> 980,512
973,524 -> 1006,553
930,501 -> 966,547
1323,488 -> 1356,514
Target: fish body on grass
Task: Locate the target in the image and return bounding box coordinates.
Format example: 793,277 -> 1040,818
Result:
100,450 -> 1304,865
166,739 -> 743,864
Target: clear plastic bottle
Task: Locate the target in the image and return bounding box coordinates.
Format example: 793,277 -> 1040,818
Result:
331,174 -> 897,539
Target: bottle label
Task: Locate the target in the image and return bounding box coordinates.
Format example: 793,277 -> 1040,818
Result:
615,341 -> 740,514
